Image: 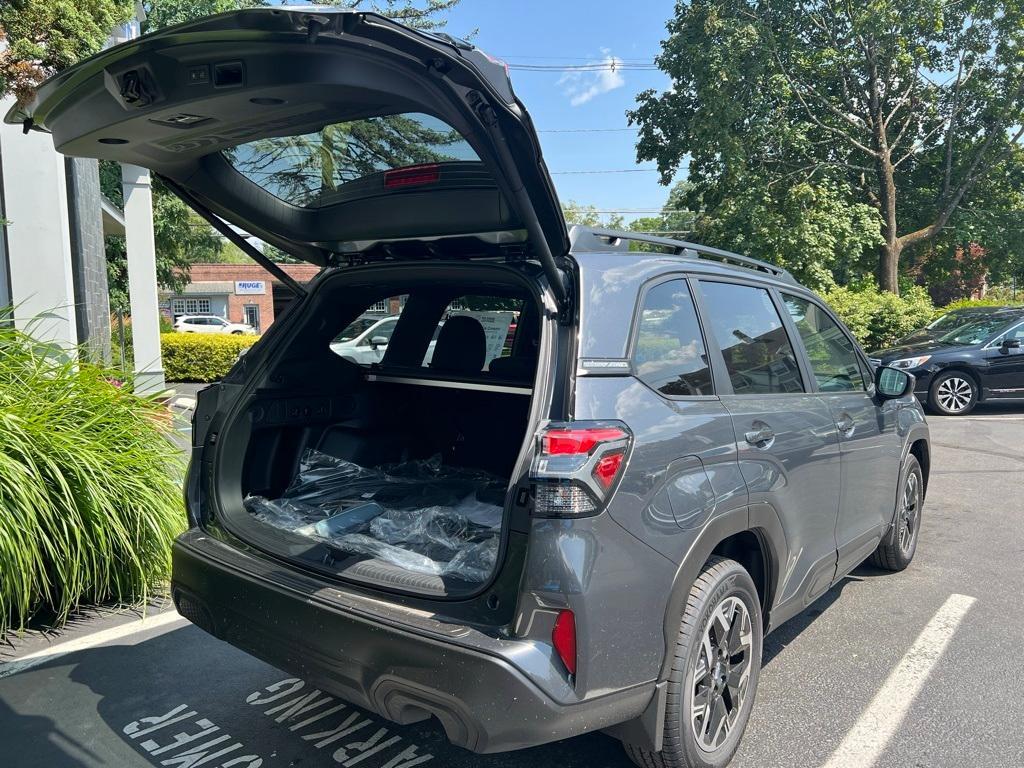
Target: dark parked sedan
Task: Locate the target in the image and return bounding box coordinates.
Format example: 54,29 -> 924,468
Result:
871,308 -> 1024,414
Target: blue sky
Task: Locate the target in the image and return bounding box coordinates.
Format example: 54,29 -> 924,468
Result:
442,0 -> 679,222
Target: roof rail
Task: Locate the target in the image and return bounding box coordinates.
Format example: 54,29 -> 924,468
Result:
568,226 -> 797,284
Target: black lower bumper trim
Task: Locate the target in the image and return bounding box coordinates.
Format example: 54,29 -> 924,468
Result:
171,532 -> 652,753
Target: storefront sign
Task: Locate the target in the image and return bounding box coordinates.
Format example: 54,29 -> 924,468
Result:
235,280 -> 266,295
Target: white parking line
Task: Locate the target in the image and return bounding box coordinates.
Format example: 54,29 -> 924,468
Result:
820,593 -> 976,768
0,610 -> 186,680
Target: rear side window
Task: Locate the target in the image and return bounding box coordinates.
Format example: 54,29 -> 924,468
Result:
697,282 -> 804,395
632,280 -> 714,396
782,295 -> 866,392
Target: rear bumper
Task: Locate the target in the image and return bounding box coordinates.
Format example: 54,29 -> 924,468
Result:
171,529 -> 652,753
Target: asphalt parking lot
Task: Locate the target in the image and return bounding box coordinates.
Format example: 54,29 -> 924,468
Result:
2,404 -> 1022,768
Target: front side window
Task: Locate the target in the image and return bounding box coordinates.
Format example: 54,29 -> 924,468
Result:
783,295 -> 866,392
632,279 -> 713,396
698,282 -> 804,395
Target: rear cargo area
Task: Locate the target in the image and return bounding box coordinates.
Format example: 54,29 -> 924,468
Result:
211,265 -> 547,597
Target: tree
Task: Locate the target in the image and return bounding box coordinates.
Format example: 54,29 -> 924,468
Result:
631,1 -> 1024,293
562,201 -> 624,229
100,161 -> 224,312
142,0 -> 460,33
0,0 -> 134,103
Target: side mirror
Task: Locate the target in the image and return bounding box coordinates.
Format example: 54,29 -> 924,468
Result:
369,336 -> 388,350
1000,338 -> 1021,353
875,366 -> 914,399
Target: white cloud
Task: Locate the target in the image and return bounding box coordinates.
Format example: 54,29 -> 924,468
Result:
558,49 -> 626,107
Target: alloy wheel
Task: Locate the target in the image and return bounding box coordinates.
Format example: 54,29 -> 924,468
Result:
936,376 -> 973,413
691,596 -> 753,752
898,470 -> 921,553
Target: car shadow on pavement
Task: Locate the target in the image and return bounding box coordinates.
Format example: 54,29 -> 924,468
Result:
0,624 -> 635,768
0,576 -> 882,768
762,576 -> 857,666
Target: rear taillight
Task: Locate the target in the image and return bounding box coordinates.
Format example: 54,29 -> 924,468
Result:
552,609 -> 577,676
383,163 -> 440,189
531,421 -> 631,517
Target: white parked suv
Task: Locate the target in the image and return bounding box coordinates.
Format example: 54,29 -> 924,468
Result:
174,315 -> 256,335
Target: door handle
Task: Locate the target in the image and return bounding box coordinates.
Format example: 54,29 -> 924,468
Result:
744,425 -> 775,447
835,413 -> 855,435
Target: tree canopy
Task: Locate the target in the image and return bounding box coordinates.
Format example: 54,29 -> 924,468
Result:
631,0 -> 1024,293
0,0 -> 133,104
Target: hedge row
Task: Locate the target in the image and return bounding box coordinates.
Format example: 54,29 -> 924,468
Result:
821,285 -> 935,352
161,333 -> 258,382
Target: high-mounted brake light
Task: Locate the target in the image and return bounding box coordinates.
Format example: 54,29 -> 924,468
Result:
383,163 -> 440,189
531,421 -> 631,517
552,609 -> 577,676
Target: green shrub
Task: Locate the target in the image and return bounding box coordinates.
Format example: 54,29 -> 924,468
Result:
161,332 -> 258,382
821,285 -> 935,351
0,323 -> 186,636
936,296 -> 1024,316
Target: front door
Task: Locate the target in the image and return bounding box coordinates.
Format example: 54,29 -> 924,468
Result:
243,304 -> 261,333
780,294 -> 902,575
695,280 -> 841,618
984,321 -> 1024,396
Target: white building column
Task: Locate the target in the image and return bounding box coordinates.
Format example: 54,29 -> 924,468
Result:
121,164 -> 165,393
0,95 -> 78,350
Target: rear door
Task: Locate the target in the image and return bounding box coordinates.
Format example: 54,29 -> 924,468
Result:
780,293 -> 901,575
694,279 -> 841,619
6,8 -> 569,307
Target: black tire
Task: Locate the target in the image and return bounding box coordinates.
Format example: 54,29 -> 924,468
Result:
927,370 -> 978,415
231,330 -> 244,335
624,557 -> 763,768
868,455 -> 923,572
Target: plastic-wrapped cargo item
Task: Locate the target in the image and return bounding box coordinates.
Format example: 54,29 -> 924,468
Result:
244,450 -> 505,582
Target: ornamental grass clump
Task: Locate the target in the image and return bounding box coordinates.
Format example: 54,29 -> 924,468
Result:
0,322 -> 186,637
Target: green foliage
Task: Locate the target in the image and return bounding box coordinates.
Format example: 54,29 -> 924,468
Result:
0,0 -> 133,103
686,179 -> 882,291
100,161 -> 223,313
562,200 -> 624,229
0,319 -> 186,636
938,296 -> 1024,315
142,0 -> 460,33
161,332 -> 258,382
632,0 -> 1024,292
821,285 -> 935,351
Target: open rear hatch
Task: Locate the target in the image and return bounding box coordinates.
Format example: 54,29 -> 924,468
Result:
6,7 -> 569,302
8,8 -> 574,600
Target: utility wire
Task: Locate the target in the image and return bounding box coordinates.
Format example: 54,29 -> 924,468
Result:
537,127 -> 639,133
551,168 -> 662,175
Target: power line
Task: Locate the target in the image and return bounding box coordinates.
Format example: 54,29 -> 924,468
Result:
537,127 -> 639,133
508,63 -> 659,72
497,54 -> 658,62
551,168 -> 662,175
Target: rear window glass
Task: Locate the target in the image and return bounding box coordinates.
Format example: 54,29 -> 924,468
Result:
632,279 -> 713,396
330,294 -> 523,372
224,112 -> 480,208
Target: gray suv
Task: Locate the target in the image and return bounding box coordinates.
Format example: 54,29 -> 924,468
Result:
11,9 -> 930,767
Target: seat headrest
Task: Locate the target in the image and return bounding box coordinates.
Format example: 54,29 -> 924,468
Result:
431,315 -> 486,374
488,355 -> 536,381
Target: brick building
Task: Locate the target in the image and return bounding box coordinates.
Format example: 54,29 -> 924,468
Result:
162,262 -> 320,333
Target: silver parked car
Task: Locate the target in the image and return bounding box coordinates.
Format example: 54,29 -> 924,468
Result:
173,314 -> 257,335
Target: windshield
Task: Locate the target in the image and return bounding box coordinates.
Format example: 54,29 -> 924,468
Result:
936,317 -> 1016,345
927,312 -> 976,332
224,112 -> 480,208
